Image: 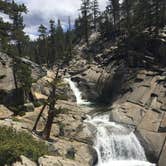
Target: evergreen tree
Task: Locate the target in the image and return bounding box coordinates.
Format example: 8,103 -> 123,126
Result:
108,0 -> 120,32
74,15 -> 83,42
55,19 -> 65,65
38,24 -> 48,65
91,0 -> 100,31
8,0 -> 32,102
99,7 -> 114,40
0,18 -> 11,52
80,0 -> 92,46
65,16 -> 73,64
9,0 -> 27,56
48,19 -> 56,67
121,0 -> 134,36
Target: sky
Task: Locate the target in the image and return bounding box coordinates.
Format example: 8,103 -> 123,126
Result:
14,0 -> 108,40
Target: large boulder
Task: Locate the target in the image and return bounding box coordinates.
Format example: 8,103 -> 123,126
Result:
20,58 -> 46,81
38,156 -> 78,166
51,139 -> 97,166
138,109 -> 164,132
136,129 -> 166,163
0,105 -> 13,119
110,102 -> 147,126
23,103 -> 35,112
0,58 -> 15,92
12,155 -> 37,166
0,53 -> 47,106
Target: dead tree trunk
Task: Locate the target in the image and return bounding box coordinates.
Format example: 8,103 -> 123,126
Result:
32,103 -> 47,132
42,68 -> 59,140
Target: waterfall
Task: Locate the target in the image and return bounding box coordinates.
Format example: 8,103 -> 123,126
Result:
86,115 -> 155,166
65,78 -> 155,166
64,78 -> 91,105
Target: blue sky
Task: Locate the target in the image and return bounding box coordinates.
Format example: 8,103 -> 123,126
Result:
14,0 -> 107,40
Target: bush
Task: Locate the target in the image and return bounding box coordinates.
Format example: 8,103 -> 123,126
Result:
0,127 -> 49,165
65,147 -> 76,160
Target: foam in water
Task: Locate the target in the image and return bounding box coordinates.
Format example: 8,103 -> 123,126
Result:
65,78 -> 155,166
87,115 -> 155,166
64,78 -> 91,105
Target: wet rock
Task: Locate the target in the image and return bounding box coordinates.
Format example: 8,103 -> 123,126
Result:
0,105 -> 13,119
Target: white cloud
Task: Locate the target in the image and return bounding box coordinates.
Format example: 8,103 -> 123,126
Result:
15,0 -> 108,40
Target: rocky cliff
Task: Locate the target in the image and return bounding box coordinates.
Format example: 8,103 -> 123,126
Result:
0,32 -> 166,166
67,34 -> 166,166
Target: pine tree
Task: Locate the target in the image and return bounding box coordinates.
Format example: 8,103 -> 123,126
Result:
108,0 -> 120,32
55,19 -> 65,65
91,0 -> 100,31
0,18 -> 11,52
80,0 -> 92,46
99,8 -> 113,40
48,19 -> 56,67
8,0 -> 32,102
75,15 -> 83,42
65,16 -> 73,64
10,0 -> 27,56
38,24 -> 48,65
152,0 -> 165,36
121,0 -> 133,36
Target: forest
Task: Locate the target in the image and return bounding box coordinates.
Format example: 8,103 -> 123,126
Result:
0,0 -> 166,166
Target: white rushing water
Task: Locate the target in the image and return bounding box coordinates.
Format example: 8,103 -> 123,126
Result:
65,78 -> 155,166
64,78 -> 91,105
86,115 -> 155,166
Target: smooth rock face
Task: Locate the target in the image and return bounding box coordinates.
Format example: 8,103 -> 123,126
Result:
12,155 -> 37,166
0,53 -> 47,106
138,110 -> 164,132
135,129 -> 166,163
23,103 -> 35,112
20,58 -> 47,81
0,53 -> 15,92
38,156 -> 78,166
110,102 -> 147,126
0,105 -> 13,119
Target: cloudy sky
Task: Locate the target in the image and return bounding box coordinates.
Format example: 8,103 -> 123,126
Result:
14,0 -> 108,40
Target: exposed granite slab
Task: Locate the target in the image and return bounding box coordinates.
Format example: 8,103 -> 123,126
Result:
138,109 -> 164,132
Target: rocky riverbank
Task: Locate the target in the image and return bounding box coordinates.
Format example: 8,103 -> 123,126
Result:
0,32 -> 166,165
66,35 -> 166,166
0,52 -> 97,166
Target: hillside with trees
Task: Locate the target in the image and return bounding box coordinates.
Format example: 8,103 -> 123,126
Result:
0,0 -> 166,166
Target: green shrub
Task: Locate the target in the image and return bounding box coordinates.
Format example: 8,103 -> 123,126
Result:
65,147 -> 76,160
59,123 -> 65,136
0,127 -> 49,165
57,94 -> 68,100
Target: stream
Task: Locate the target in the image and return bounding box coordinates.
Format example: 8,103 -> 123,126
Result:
65,78 -> 155,166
